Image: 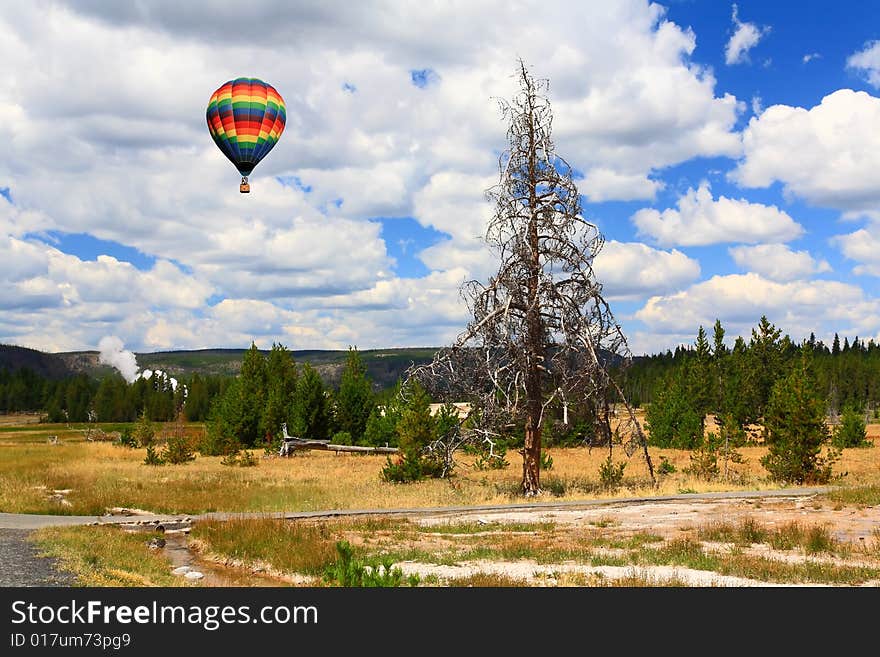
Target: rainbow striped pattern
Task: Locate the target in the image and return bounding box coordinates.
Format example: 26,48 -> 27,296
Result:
206,77 -> 286,177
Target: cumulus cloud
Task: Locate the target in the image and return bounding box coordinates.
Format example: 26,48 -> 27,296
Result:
831,225 -> 880,276
631,181 -> 803,247
0,1 -> 749,351
731,89 -> 880,213
846,40 -> 880,88
593,241 -> 700,300
803,52 -> 821,64
728,244 -> 831,281
634,273 -> 880,348
725,4 -> 770,65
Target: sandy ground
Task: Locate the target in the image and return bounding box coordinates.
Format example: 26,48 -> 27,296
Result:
396,493 -> 880,586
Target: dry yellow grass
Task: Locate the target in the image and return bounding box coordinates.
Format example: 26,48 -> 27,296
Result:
1,418 -> 878,515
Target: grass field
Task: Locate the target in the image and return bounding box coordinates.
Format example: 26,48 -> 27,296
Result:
8,414 -> 877,587
1,416 -> 878,516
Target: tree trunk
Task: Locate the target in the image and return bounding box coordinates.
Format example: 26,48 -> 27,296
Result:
522,67 -> 543,497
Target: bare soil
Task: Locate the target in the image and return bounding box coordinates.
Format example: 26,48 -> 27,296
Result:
398,492 -> 880,586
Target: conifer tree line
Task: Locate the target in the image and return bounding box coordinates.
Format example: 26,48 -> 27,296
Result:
623,315 -> 879,451
0,366 -> 219,423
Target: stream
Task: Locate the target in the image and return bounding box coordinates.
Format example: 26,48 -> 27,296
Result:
161,531 -> 292,587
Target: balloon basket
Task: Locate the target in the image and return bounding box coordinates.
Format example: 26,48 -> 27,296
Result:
240,177 -> 250,193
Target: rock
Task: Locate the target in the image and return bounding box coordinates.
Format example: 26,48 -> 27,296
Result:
184,571 -> 204,580
172,566 -> 191,575
147,537 -> 166,550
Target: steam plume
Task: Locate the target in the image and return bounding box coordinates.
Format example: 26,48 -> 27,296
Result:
97,336 -> 139,383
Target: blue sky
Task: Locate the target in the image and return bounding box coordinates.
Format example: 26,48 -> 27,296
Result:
2,1 -> 880,356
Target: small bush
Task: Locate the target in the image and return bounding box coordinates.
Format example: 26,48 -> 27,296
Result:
143,445 -> 164,466
598,456 -> 626,491
832,406 -> 869,449
657,455 -> 676,476
543,477 -> 566,497
685,436 -> 720,482
220,450 -> 258,467
115,426 -> 138,448
199,423 -> 240,457
539,450 -> 554,471
331,431 -> 353,446
133,412 -> 155,448
323,541 -> 418,587
162,428 -> 195,465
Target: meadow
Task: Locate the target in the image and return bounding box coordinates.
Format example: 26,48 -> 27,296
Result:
1,414 -> 878,516
5,413 -> 879,586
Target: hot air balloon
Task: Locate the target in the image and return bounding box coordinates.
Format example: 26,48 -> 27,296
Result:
206,77 -> 286,193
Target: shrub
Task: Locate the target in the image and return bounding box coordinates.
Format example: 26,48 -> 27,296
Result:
598,456 -> 625,491
163,434 -> 195,465
220,450 -> 258,467
832,406 -> 869,449
199,421 -> 240,457
331,431 -> 353,446
657,455 -> 676,476
539,450 -> 554,471
543,477 -> 567,497
685,433 -> 720,482
323,541 -> 418,587
115,426 -> 138,448
143,445 -> 164,466
133,411 -> 155,448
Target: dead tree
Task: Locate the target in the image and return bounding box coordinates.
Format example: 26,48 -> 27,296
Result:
408,61 -> 654,495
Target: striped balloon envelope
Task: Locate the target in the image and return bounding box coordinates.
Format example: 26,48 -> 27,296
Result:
206,77 -> 286,192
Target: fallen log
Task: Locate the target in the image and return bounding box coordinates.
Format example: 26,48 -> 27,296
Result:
279,439 -> 398,456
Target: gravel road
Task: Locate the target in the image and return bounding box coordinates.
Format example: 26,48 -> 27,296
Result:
0,529 -> 74,587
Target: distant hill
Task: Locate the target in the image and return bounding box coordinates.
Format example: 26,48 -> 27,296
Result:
1,346 -> 440,391
2,343 -> 637,391
0,344 -> 73,380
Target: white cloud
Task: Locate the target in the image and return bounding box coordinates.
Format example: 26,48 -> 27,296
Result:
751,95 -> 763,115
803,52 -> 821,64
580,169 -> 664,203
728,244 -> 831,281
593,241 -> 700,300
846,40 -> 880,88
725,4 -> 770,65
631,181 -> 803,247
731,89 -> 880,213
831,225 -> 880,276
0,1 -> 749,351
634,273 -> 880,347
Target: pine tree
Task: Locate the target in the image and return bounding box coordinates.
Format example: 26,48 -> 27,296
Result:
645,366 -> 703,449
183,373 -> 211,421
380,381 -> 443,482
761,345 -> 838,484
262,343 -> 297,447
749,315 -> 783,418
711,319 -> 727,418
235,342 -> 267,446
335,347 -> 375,444
292,363 -> 329,440
688,325 -> 714,436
